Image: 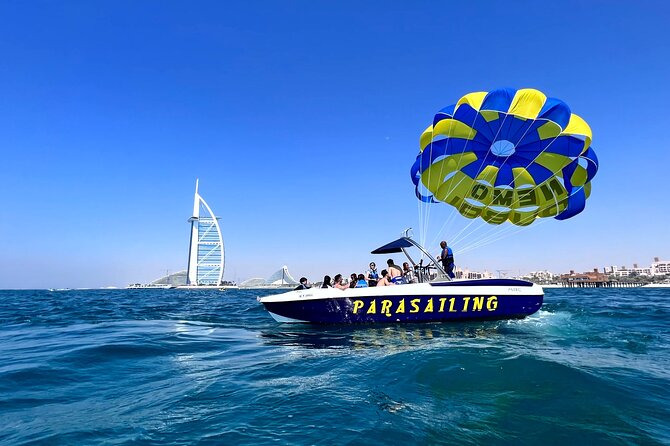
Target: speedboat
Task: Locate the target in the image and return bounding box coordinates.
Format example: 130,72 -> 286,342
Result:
126,283 -> 177,289
259,235 -> 543,324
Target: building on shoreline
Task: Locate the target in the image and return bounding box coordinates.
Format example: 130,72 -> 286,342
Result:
560,268 -> 610,287
186,180 -> 225,286
604,257 -> 669,278
527,270 -> 556,282
127,180 -> 229,289
239,266 -> 298,288
454,267 -> 494,280
520,257 -> 669,285
652,258 -> 670,275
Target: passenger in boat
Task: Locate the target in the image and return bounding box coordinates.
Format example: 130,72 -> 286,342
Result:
333,274 -> 349,290
354,274 -> 368,288
349,273 -> 358,288
376,269 -> 394,286
295,277 -> 311,290
321,275 -> 332,288
437,240 -> 456,279
365,262 -> 379,287
387,259 -> 405,284
402,262 -> 416,284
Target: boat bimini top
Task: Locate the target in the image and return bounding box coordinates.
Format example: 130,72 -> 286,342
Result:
371,235 -> 449,282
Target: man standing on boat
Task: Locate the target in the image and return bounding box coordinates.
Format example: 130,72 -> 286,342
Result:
438,241 -> 455,279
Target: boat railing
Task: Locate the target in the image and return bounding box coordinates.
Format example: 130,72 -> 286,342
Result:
414,263 -> 449,284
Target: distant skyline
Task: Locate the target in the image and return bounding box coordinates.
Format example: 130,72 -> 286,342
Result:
1,1 -> 669,289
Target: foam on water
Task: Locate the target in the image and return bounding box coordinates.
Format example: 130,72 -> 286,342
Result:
0,288 -> 668,445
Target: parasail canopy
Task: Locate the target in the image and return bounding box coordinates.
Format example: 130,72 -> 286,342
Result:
411,88 -> 599,226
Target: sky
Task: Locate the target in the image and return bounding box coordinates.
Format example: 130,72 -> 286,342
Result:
1,1 -> 669,289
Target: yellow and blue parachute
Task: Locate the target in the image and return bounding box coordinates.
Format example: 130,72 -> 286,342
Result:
411,88 -> 599,226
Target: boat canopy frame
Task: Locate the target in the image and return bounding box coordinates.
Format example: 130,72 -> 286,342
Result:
371,236 -> 450,282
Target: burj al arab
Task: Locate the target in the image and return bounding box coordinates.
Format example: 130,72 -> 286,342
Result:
186,179 -> 224,286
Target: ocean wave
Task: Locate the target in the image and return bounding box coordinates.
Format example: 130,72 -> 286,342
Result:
0,288 -> 668,445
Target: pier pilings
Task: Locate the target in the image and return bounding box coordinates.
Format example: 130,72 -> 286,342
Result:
561,280 -> 643,288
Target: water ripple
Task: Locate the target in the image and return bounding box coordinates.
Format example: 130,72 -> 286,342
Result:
0,288 -> 668,445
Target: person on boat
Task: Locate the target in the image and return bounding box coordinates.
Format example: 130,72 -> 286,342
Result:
387,259 -> 405,284
354,274 -> 369,288
295,277 -> 311,290
333,274 -> 349,290
365,262 -> 379,287
349,273 -> 358,288
321,275 -> 332,288
437,240 -> 455,279
376,269 -> 395,286
402,262 -> 416,284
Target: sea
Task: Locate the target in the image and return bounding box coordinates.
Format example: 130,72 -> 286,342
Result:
0,287 -> 668,446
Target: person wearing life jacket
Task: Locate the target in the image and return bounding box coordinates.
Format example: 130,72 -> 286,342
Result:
365,262 -> 379,287
438,241 -> 455,279
354,274 -> 369,288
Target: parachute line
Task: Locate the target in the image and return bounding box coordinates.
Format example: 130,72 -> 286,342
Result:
414,88 -> 597,263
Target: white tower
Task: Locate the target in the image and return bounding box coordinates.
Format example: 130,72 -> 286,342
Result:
186,179 -> 224,285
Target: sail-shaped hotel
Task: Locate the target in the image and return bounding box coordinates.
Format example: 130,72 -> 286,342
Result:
127,180 -> 228,289
186,180 -> 224,286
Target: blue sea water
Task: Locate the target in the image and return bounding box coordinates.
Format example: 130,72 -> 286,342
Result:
0,288 -> 668,445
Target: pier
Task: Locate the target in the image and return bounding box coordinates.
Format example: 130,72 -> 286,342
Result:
560,280 -> 643,288
560,268 -> 644,288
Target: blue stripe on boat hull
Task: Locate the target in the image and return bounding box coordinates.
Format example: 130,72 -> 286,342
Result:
430,278 -> 535,287
262,293 -> 543,324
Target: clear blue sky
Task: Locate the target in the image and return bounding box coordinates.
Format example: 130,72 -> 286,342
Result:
1,1 -> 669,288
